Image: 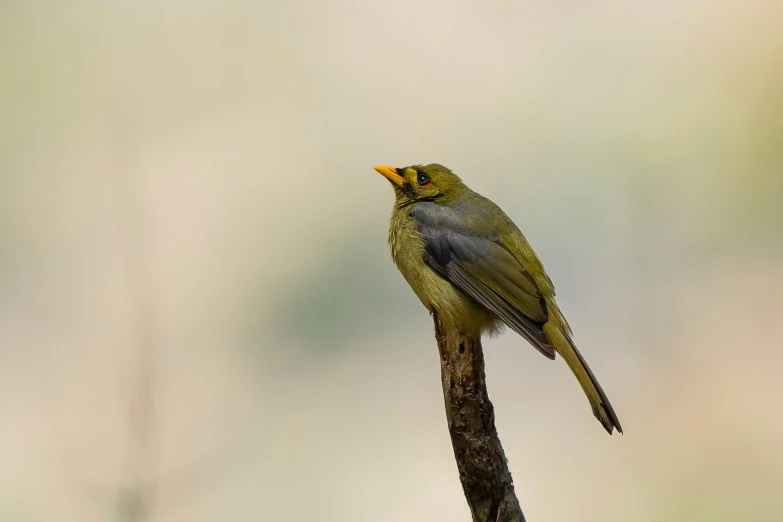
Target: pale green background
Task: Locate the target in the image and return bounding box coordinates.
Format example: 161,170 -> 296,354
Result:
1,1 -> 782,521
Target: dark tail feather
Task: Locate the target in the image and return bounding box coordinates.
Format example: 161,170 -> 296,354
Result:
544,323 -> 623,434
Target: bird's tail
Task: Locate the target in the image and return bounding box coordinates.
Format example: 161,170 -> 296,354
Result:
543,323 -> 623,435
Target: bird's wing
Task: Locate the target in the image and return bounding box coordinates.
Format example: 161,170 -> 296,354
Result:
412,203 -> 556,359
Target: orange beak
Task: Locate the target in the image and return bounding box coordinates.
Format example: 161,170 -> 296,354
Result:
373,165 -> 405,187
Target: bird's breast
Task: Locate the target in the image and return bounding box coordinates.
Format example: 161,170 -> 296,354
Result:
388,211 -> 431,305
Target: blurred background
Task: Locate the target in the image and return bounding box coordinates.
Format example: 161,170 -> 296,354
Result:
2,1 -> 782,521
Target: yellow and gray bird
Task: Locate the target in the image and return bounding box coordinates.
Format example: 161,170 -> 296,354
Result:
373,163 -> 622,434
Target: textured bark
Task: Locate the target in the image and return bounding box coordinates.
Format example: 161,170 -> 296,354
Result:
433,311 -> 525,522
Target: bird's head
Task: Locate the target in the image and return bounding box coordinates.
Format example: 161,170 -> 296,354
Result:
373,163 -> 465,206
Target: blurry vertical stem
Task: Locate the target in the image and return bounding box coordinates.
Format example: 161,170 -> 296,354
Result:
433,311 -> 525,522
111,123 -> 159,522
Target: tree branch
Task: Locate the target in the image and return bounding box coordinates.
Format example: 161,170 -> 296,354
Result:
433,311 -> 525,522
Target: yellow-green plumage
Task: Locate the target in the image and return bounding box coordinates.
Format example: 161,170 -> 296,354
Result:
375,163 -> 622,435
389,207 -> 502,337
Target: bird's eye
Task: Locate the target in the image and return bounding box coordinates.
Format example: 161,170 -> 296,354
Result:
417,173 -> 431,186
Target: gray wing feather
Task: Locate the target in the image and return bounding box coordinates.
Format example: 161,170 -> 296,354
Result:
413,204 -> 556,359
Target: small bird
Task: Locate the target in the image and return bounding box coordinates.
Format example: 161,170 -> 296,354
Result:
373,163 -> 622,434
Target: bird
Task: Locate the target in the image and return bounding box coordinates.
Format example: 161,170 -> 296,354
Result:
372,163 -> 622,434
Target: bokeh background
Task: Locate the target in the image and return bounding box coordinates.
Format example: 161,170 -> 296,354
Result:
2,1 -> 782,521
